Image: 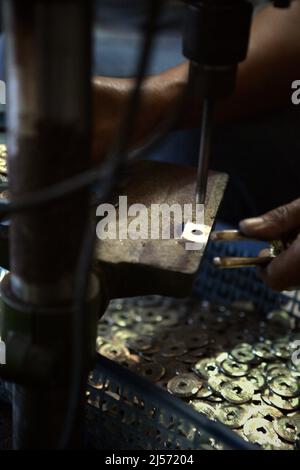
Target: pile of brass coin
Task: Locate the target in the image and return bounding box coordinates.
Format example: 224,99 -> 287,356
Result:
91,296 -> 300,450
0,145 -> 7,176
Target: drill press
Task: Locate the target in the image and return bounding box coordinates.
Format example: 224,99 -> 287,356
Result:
183,0 -> 253,204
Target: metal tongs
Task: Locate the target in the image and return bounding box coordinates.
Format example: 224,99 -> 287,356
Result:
211,230 -> 286,269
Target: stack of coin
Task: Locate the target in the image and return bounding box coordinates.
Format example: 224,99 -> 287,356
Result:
88,296 -> 300,450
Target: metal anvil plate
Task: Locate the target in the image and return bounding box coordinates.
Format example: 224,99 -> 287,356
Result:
96,160 -> 227,299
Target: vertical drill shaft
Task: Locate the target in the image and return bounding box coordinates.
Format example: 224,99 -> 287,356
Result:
196,98 -> 214,204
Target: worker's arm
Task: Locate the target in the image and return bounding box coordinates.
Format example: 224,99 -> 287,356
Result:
240,199 -> 300,291
93,2 -> 300,160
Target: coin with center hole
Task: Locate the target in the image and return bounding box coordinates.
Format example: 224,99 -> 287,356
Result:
206,394 -> 224,403
136,308 -> 163,324
160,310 -> 180,327
114,329 -> 138,343
253,342 -> 275,361
195,382 -> 213,399
135,362 -> 165,382
190,401 -> 216,420
133,323 -> 156,336
266,366 -> 288,380
257,405 -> 283,422
247,369 -> 266,391
269,375 -> 300,398
272,341 -> 290,360
243,418 -> 279,446
221,379 -> 254,404
216,405 -> 250,429
97,322 -> 111,338
208,374 -> 230,394
220,358 -> 249,377
230,344 -> 256,364
161,343 -> 188,358
167,373 -> 202,398
126,336 -> 153,352
109,310 -> 137,327
99,343 -> 129,361
193,358 -> 219,379
274,416 -> 300,443
265,389 -> 300,411
189,348 -> 206,358
215,352 -> 229,364
96,337 -> 105,351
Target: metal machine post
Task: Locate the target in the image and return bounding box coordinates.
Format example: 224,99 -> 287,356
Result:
1,0 -> 98,449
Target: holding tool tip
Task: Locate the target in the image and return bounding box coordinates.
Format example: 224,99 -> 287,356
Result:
196,98 -> 214,204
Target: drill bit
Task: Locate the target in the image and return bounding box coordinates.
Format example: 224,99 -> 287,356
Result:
196,98 -> 214,204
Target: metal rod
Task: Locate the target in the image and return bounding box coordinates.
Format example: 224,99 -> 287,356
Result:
196,98 -> 214,204
211,229 -> 257,242
3,0 -> 92,449
213,256 -> 274,269
5,0 -> 91,305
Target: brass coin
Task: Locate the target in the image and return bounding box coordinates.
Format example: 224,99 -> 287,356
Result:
216,405 -> 249,429
191,401 -> 216,420
208,374 -> 230,394
221,379 -> 254,404
220,358 -> 249,377
195,382 -> 213,399
181,354 -> 197,364
136,307 -> 163,324
230,344 -> 256,364
215,351 -> 229,364
193,358 -> 219,379
135,362 -> 165,382
134,323 -> 156,336
266,389 -> 300,411
266,365 -> 288,380
136,295 -> 162,308
189,348 -> 206,358
252,393 -> 265,407
243,418 -> 278,446
109,310 -> 138,327
96,336 -> 105,351
161,343 -> 188,358
114,328 -> 138,342
97,322 -> 111,338
99,343 -> 129,361
274,416 -> 300,443
261,389 -> 272,406
269,374 -> 300,398
257,405 -> 283,422
162,360 -> 189,376
127,336 -> 153,352
253,342 -> 275,361
185,332 -> 209,350
247,369 -> 266,391
167,373 -> 202,398
121,354 -> 141,369
160,310 -> 180,327
272,340 -> 290,360
265,362 -> 284,373
206,394 -> 224,403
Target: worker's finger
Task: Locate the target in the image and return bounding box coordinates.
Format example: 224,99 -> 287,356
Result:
258,236 -> 300,291
239,198 -> 300,240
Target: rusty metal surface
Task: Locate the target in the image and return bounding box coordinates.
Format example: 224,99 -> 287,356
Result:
96,160 -> 228,298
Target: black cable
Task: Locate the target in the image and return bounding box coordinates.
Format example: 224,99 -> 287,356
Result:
59,0 -> 164,448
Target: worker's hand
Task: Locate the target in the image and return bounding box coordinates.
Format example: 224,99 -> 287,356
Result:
92,65 -> 188,163
239,199 -> 300,291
